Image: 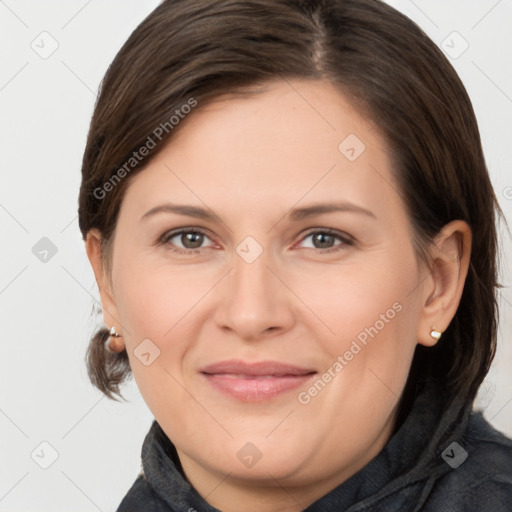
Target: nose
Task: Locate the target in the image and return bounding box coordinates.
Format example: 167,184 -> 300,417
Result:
212,245 -> 295,341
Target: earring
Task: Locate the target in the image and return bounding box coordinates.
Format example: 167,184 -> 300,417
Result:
109,326 -> 122,338
430,327 -> 442,341
108,326 -> 123,352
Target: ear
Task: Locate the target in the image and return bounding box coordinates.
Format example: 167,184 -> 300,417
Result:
85,229 -> 126,352
416,220 -> 472,347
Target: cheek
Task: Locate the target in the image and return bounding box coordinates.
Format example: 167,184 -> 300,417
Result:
294,251 -> 420,390
111,260 -> 203,426
294,255 -> 416,338
112,253 -> 219,385
113,243 -> 210,334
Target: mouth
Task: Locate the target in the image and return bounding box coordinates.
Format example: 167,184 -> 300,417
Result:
200,359 -> 317,401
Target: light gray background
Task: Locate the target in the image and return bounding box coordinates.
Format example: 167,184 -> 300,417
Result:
1,1 -> 511,510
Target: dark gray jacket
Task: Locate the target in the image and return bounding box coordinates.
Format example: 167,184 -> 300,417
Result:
117,383 -> 512,511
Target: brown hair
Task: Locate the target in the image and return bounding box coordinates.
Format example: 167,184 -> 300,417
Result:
78,0 -> 502,416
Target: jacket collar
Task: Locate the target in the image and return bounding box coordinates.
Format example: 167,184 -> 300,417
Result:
139,382 -> 472,511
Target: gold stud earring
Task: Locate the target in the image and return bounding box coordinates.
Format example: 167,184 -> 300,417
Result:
109,326 -> 122,338
430,327 -> 442,341
108,326 -> 124,352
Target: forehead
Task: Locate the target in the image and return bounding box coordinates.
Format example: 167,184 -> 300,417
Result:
121,79 -> 403,225
169,78 -> 378,163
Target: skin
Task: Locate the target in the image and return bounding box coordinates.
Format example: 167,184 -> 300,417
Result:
86,79 -> 471,512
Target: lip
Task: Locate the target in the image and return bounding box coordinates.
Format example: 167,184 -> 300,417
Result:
200,359 -> 317,401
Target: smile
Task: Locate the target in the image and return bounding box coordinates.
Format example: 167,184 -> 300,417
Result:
200,359 -> 317,401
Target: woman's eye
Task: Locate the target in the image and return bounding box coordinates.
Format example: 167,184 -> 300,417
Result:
159,228 -> 353,255
160,229 -> 214,253
297,230 -> 353,253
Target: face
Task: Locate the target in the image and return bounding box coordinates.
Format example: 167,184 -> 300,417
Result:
95,79 -> 437,497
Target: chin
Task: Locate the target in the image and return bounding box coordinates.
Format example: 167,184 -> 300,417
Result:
201,435 -> 315,482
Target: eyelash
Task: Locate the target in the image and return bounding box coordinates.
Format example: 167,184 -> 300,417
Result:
158,227 -> 355,255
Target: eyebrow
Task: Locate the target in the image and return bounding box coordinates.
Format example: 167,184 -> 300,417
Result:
141,203 -> 220,222
289,202 -> 376,221
140,201 -> 376,222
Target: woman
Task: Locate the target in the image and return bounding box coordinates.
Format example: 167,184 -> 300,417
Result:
78,0 -> 512,510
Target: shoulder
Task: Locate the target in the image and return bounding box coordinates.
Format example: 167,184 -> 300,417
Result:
464,410 -> 512,472
424,411 -> 512,511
